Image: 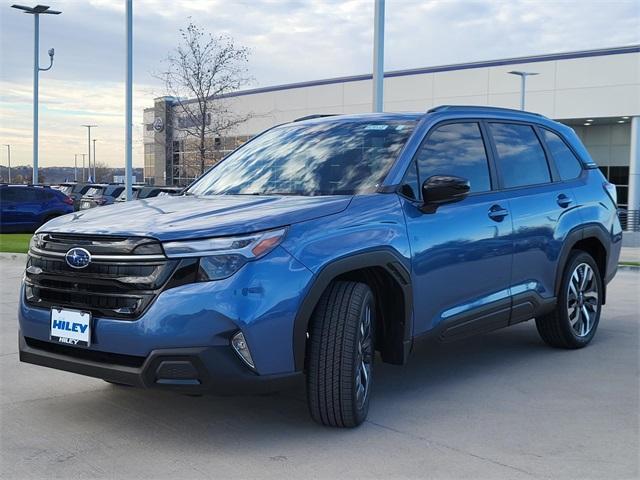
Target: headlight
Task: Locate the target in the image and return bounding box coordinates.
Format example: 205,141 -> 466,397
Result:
162,227 -> 287,281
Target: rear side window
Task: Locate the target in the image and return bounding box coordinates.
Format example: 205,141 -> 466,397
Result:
415,122 -> 491,194
489,123 -> 550,188
541,129 -> 583,180
5,187 -> 37,201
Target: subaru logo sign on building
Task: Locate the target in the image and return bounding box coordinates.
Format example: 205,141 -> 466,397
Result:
153,117 -> 164,133
65,248 -> 91,269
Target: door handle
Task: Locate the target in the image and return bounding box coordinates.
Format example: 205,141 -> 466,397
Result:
488,204 -> 509,222
557,194 -> 573,208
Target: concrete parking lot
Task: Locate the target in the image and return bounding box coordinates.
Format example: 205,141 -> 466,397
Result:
0,254 -> 638,480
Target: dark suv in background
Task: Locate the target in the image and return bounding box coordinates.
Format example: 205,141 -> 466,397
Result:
79,184 -> 125,210
0,185 -> 73,232
19,106 -> 621,428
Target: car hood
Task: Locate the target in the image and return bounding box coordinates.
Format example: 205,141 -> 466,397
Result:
40,194 -> 352,241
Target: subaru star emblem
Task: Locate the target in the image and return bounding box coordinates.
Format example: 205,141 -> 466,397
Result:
65,247 -> 91,269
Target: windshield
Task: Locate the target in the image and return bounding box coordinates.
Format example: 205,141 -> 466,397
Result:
187,120 -> 416,196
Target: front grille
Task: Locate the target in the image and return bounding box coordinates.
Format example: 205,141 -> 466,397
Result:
24,337 -> 145,368
25,233 -> 178,320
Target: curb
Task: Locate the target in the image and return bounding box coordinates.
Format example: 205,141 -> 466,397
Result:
618,264 -> 640,272
0,252 -> 28,262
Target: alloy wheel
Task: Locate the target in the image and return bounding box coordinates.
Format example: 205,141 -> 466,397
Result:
567,262 -> 599,337
355,303 -> 373,410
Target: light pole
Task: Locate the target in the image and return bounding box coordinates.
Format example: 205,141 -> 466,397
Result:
372,0 -> 385,112
73,153 -> 77,181
92,139 -> 97,181
125,0 -> 133,200
81,153 -> 87,182
3,145 -> 10,183
82,124 -> 97,181
508,71 -> 539,110
11,4 -> 61,184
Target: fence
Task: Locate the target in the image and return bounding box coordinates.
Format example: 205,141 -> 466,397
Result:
619,209 -> 640,232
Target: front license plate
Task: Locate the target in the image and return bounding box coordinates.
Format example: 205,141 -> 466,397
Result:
80,202 -> 91,209
50,307 -> 91,347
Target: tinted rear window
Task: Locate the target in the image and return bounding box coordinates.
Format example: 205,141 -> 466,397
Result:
85,187 -> 104,196
489,123 -> 550,188
105,186 -> 124,197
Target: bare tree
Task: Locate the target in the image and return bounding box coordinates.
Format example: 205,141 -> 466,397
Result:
94,161 -> 111,183
158,22 -> 252,175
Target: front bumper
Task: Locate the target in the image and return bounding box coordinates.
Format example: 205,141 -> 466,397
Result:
19,334 -> 302,394
19,245 -> 315,387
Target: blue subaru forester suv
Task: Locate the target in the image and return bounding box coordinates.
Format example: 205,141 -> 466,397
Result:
19,106 -> 621,427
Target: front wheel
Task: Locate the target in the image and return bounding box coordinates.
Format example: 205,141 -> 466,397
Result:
306,281 -> 375,428
536,250 -> 603,348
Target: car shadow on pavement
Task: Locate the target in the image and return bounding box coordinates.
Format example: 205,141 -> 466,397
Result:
52,319 -> 584,446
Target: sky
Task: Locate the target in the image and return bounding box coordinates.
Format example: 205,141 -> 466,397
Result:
1,0 -> 639,169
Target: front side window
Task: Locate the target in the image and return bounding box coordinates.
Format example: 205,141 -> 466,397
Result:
415,122 -> 491,194
490,123 -> 550,188
541,129 -> 583,181
187,120 -> 417,196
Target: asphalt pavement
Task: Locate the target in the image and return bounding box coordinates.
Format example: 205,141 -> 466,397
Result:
0,254 -> 638,479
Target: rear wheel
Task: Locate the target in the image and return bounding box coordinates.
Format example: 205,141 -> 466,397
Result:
306,281 -> 374,428
535,250 -> 602,348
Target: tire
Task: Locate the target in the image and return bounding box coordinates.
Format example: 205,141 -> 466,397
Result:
535,250 -> 603,349
306,281 -> 375,428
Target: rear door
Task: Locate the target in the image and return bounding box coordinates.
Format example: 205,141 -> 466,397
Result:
486,122 -> 577,321
400,121 -> 514,339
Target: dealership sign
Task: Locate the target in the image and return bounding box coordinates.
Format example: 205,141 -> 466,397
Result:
153,117 -> 164,133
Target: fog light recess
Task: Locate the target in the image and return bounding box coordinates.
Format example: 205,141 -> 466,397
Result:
231,331 -> 255,369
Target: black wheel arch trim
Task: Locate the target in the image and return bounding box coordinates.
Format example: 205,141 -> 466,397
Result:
292,248 -> 413,371
555,223 -> 611,301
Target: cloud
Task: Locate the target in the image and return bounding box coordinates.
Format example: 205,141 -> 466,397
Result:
0,0 -> 638,168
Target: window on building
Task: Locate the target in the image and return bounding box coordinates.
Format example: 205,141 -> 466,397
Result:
489,123 -> 550,188
415,122 -> 491,194
541,129 -> 583,180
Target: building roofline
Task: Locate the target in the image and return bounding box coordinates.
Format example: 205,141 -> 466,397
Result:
210,45 -> 639,100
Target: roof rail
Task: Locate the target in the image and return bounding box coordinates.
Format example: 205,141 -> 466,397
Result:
427,105 -> 545,117
293,114 -> 338,122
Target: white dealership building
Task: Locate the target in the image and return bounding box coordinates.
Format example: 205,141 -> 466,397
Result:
144,45 -> 639,218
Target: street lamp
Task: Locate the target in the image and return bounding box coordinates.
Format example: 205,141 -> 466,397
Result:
73,153 -> 77,182
82,124 -> 97,181
372,0 -> 385,112
124,0 -> 133,200
3,145 -> 10,183
92,138 -> 97,181
80,153 -> 87,182
11,4 -> 61,184
508,71 -> 538,111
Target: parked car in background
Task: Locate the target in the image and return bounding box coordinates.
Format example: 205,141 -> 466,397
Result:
18,107 -> 622,428
0,184 -> 73,232
114,185 -> 143,202
114,186 -> 183,203
53,183 -> 92,211
78,184 -> 125,210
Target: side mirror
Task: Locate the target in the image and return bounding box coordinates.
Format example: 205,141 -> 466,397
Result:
421,175 -> 470,213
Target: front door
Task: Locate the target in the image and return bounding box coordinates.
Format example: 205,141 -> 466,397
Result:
401,121 -> 514,340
